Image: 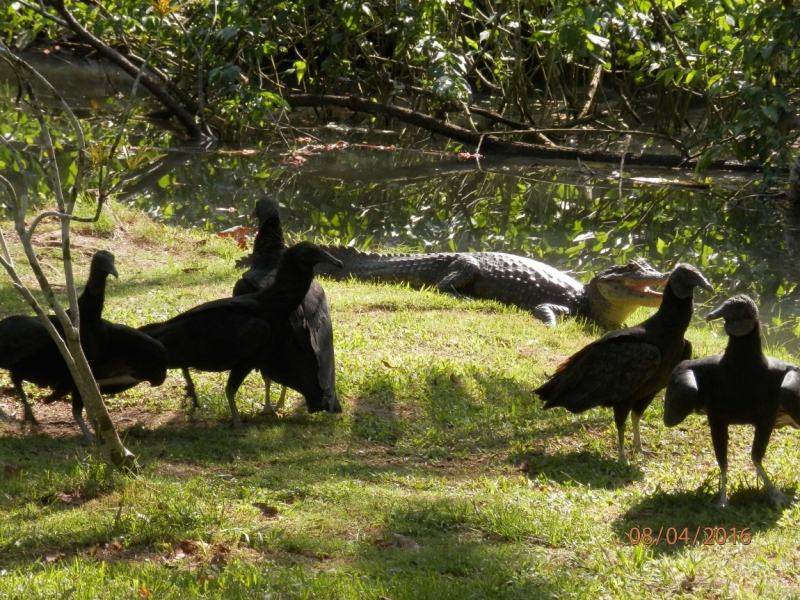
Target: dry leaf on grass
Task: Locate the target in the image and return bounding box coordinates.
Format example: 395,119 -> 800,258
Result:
59,491 -> 85,506
45,552 -> 65,563
216,225 -> 251,249
180,540 -> 201,554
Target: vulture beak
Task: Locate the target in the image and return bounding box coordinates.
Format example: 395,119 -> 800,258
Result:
695,275 -> 714,295
320,250 -> 344,269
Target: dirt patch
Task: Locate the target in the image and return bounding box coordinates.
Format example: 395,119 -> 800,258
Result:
0,397 -> 190,439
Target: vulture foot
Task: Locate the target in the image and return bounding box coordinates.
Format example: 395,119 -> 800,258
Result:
259,378 -> 286,416
765,486 -> 790,508
259,404 -> 280,417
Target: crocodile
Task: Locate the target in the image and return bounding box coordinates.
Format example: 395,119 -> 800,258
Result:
314,248 -> 669,328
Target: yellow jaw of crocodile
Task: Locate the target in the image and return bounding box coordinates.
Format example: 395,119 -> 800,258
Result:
589,264 -> 670,328
599,279 -> 666,307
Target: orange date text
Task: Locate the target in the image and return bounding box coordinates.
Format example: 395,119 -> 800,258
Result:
627,526 -> 751,546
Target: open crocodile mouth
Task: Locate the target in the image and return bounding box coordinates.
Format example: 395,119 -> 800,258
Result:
623,282 -> 664,298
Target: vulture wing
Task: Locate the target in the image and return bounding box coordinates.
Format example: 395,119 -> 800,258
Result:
537,337 -> 662,413
775,362 -> 800,429
663,363 -> 700,427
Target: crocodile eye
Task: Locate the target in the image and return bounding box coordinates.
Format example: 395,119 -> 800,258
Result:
626,262 -> 637,270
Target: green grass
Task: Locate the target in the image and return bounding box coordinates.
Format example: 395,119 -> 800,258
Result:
1,205 -> 799,598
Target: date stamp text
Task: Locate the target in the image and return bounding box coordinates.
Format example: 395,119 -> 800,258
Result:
628,526 -> 751,546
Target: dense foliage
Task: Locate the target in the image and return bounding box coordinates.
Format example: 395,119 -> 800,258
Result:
3,0 -> 798,166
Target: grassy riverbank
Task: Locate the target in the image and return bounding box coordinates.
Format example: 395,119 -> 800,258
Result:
1,204 -> 799,599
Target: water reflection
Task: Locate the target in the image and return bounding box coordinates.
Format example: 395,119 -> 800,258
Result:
116,142 -> 797,347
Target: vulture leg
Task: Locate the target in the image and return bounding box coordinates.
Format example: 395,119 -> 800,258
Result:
275,385 -> 286,410
613,404 -> 630,464
225,366 -> 251,427
709,419 -> 729,508
751,424 -> 789,506
181,368 -> 201,409
631,393 -> 658,454
275,385 -> 287,412
631,413 -> 642,454
70,391 -> 96,443
258,371 -> 288,415
259,373 -> 275,415
13,379 -> 37,425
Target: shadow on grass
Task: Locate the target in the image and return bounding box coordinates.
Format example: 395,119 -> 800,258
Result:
513,449 -> 642,488
343,494 -> 573,598
352,537 -> 563,599
612,485 -> 793,556
349,369 -> 403,446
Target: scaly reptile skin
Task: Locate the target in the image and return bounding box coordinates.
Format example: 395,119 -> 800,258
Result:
315,247 -> 669,328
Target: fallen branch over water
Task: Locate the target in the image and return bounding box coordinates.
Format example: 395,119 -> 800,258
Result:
285,93 -> 764,173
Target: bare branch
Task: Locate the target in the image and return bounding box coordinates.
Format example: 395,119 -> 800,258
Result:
0,42 -> 136,469
45,0 -> 204,138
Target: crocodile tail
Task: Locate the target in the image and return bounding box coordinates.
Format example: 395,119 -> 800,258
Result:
313,245 -> 450,287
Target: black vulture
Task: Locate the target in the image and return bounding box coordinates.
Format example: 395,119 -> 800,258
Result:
140,241 -> 343,426
535,264 -> 713,463
231,197 -> 286,297
181,198 -> 340,415
0,251 -> 168,440
664,295 -> 800,507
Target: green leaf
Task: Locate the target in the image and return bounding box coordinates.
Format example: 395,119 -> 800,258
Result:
294,60 -> 307,84
762,105 -> 779,123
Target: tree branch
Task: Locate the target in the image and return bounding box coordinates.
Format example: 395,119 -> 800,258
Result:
284,93 -> 766,172
44,0 -> 205,139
